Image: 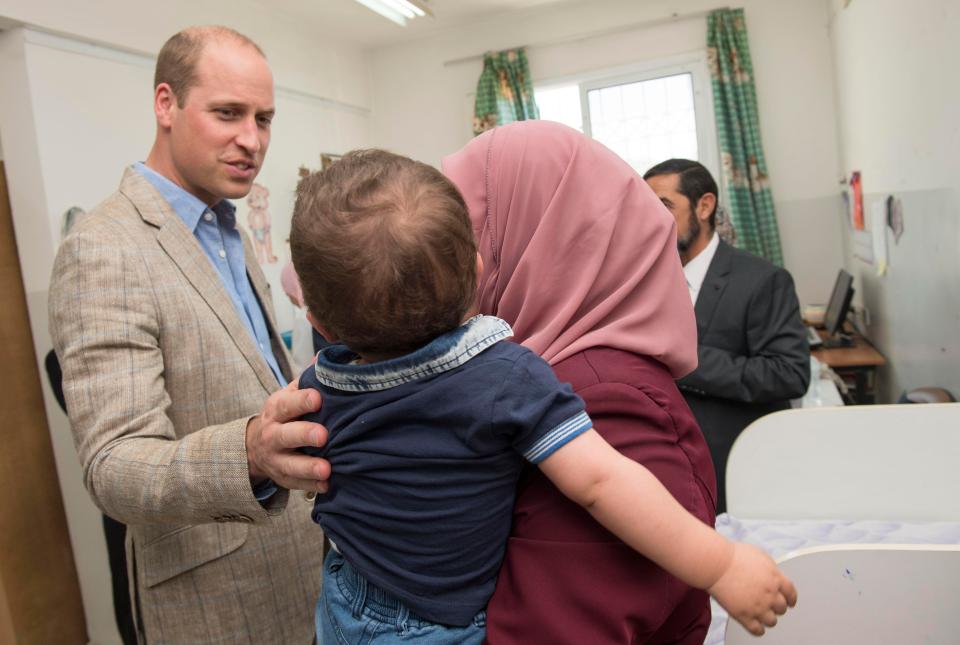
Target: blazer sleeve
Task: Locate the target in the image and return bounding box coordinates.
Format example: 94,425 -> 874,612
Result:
48,223 -> 288,526
679,268 -> 810,404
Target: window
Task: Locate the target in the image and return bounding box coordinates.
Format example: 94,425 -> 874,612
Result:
534,55 -> 718,179
535,85 -> 584,133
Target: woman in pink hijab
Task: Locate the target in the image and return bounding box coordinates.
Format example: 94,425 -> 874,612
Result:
443,121 -> 717,644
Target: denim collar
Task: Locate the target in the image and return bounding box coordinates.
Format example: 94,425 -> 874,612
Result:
313,315 -> 513,392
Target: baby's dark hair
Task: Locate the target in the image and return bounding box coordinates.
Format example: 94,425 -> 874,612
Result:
291,149 -> 478,357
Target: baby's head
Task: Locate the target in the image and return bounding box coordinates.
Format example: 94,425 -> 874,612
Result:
291,149 -> 478,358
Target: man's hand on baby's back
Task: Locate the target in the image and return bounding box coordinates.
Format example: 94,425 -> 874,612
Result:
246,381 -> 330,492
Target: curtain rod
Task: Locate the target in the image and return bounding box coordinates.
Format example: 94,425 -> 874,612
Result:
441,8 -> 723,67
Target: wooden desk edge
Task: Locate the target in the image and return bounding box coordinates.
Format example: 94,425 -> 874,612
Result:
812,329 -> 887,368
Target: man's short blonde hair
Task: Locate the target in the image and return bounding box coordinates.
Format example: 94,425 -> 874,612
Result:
154,26 -> 265,107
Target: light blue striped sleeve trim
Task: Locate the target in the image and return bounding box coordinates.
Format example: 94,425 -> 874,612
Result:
523,411 -> 593,464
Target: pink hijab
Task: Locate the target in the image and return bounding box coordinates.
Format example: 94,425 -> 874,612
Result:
442,121 -> 697,377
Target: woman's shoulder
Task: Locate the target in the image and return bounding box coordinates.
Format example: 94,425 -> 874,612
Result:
552,347 -> 676,392
554,348 -> 703,445
555,347 -> 691,415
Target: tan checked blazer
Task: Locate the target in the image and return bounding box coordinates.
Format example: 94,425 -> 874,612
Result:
49,168 -> 322,644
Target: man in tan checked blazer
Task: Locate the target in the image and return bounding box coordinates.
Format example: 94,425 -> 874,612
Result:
49,27 -> 330,643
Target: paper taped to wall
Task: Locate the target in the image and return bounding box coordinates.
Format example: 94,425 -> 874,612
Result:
853,229 -> 873,264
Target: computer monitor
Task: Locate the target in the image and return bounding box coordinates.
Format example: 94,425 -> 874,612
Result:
823,269 -> 854,338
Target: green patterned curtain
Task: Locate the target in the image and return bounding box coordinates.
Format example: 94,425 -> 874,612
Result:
472,48 -> 539,136
707,8 -> 784,265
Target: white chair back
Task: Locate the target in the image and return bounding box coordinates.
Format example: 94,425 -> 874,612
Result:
725,403 -> 960,520
724,545 -> 960,644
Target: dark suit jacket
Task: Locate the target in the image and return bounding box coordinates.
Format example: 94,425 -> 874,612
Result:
678,240 -> 810,513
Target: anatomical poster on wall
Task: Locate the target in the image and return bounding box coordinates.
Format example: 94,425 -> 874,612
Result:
245,183 -> 278,265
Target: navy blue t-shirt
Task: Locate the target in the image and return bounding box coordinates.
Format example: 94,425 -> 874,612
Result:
299,316 -> 591,626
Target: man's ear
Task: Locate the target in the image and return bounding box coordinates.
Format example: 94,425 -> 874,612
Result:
154,83 -> 178,129
697,193 -> 717,224
306,311 -> 337,343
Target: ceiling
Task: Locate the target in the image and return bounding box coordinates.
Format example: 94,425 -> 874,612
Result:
259,0 -> 576,49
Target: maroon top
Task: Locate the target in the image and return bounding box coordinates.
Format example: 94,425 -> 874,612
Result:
485,348 -> 717,644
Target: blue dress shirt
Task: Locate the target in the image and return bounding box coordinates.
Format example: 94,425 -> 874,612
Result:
134,162 -> 286,386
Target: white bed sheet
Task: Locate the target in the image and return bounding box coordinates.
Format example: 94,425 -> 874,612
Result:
704,513 -> 960,645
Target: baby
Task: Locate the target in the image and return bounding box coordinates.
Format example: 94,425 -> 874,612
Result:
290,149 -> 796,643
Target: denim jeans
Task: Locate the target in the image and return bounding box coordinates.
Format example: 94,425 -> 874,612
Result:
317,551 -> 486,645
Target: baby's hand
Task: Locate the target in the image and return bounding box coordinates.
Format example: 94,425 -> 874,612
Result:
707,542 -> 797,636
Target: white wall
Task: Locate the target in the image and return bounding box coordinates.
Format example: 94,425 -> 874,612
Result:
0,4 -> 371,642
827,0 -> 960,401
830,0 -> 960,192
0,0 -> 370,110
370,0 -> 844,305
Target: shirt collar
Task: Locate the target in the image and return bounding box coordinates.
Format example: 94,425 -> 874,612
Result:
683,231 -> 720,298
313,315 -> 514,392
133,162 -> 236,231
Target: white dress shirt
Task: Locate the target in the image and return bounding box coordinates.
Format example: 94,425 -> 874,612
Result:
683,232 -> 720,305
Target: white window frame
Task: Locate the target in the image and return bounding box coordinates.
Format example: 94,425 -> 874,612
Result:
535,52 -> 720,182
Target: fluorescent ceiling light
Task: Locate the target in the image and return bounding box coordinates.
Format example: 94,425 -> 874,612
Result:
382,0 -> 417,19
352,0 -> 429,26
393,0 -> 426,17
406,0 -> 431,16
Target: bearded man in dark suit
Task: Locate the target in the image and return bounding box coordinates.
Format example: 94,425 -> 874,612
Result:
645,159 -> 810,513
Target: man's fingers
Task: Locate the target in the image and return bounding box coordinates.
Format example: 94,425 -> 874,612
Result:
277,476 -> 329,493
761,610 -> 778,628
272,421 -> 328,450
267,387 -> 322,423
271,452 -> 331,486
270,380 -> 302,415
310,456 -> 332,481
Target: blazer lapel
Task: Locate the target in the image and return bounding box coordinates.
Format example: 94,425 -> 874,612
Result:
242,233 -> 294,383
119,168 -> 281,393
694,240 -> 733,337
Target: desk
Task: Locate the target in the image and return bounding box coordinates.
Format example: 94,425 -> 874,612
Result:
811,329 -> 886,404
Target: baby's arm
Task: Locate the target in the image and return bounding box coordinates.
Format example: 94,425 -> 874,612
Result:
538,429 -> 797,636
